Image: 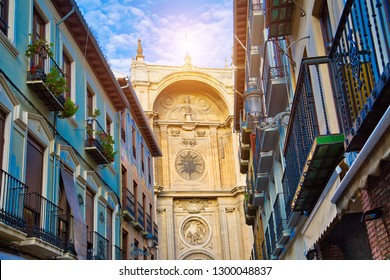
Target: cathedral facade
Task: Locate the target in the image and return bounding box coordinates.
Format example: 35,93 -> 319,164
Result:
130,42 -> 253,260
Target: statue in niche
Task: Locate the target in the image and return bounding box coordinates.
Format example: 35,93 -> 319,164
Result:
183,96 -> 193,121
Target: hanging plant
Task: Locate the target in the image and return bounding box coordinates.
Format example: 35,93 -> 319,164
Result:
98,131 -> 117,163
25,36 -> 54,58
45,66 -> 68,96
58,98 -> 79,119
91,109 -> 101,119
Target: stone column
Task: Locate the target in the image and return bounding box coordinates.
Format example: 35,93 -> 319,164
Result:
210,126 -> 222,189
219,205 -> 231,259
159,125 -> 170,189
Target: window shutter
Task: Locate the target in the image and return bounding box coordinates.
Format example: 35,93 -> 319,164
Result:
0,109 -> 5,170
25,135 -> 44,195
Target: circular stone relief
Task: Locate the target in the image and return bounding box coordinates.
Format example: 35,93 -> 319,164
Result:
175,150 -> 205,180
181,218 -> 210,246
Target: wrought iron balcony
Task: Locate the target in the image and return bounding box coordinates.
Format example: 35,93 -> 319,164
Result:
114,245 -> 126,260
26,54 -> 66,111
264,0 -> 295,38
329,0 -> 390,151
145,213 -> 152,234
153,222 -> 158,244
85,118 -> 112,165
87,231 -> 109,260
0,169 -> 27,232
262,40 -> 289,117
122,188 -> 135,222
23,192 -> 66,249
283,57 -> 345,217
273,193 -> 289,246
132,202 -> 145,231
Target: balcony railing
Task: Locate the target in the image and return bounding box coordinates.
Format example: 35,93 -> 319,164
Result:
329,0 -> 390,151
23,192 -> 65,249
132,202 -> 145,231
265,228 -> 271,260
122,188 -> 135,221
87,231 -> 109,260
0,169 -> 27,230
273,193 -> 287,243
153,222 -> 158,244
283,58 -> 345,216
146,213 -> 152,234
114,245 -> 126,260
26,54 -> 66,111
268,212 -> 276,255
85,118 -> 112,165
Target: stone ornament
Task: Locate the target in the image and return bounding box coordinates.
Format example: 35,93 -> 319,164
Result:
175,150 -> 205,180
181,217 -> 210,246
177,198 -> 210,214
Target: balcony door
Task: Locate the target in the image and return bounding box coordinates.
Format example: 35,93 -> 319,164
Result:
0,109 -> 5,171
24,134 -> 44,229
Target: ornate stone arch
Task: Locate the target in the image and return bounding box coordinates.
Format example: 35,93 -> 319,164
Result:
179,249 -> 216,260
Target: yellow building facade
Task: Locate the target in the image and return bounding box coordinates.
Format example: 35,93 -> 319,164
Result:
129,42 -> 253,260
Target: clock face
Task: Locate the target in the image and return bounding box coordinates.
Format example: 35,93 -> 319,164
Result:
175,150 -> 205,180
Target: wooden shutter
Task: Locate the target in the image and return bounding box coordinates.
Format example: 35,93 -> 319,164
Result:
106,208 -> 113,259
0,109 -> 5,170
25,135 -> 44,195
86,189 -> 94,233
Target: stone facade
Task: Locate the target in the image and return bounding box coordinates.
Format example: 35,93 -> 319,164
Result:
130,42 -> 253,259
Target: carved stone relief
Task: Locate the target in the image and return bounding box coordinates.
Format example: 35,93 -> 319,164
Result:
181,217 -> 210,246
176,199 -> 210,214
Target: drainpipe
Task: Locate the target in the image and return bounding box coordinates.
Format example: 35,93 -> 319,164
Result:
52,5 -> 75,201
55,5 -> 75,62
331,106 -> 390,204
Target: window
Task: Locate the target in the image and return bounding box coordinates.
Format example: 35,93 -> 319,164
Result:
132,126 -> 136,159
148,157 -> 152,185
141,143 -> 144,173
121,112 -> 126,143
106,114 -> 112,136
122,230 -> 128,259
0,0 -> 8,36
0,109 -> 5,170
319,1 -> 333,54
25,135 -> 44,195
63,51 -> 72,100
32,8 -> 46,70
87,88 -> 94,117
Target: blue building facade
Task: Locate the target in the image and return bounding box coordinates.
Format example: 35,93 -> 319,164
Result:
0,0 -> 158,260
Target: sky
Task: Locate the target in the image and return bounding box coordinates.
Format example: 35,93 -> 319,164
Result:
76,0 -> 233,75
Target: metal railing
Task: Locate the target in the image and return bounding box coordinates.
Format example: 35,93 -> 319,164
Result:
146,213 -> 152,234
153,222 -> 158,243
137,202 -> 144,228
268,212 -> 276,254
123,188 -> 135,217
87,231 -> 109,260
265,227 -> 271,260
273,193 -> 286,241
329,0 -> 390,150
114,245 -> 126,260
24,192 -> 65,249
85,118 -> 108,157
282,57 -> 330,217
0,169 -> 27,230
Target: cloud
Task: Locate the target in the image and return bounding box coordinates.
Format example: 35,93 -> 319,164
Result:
77,0 -> 233,74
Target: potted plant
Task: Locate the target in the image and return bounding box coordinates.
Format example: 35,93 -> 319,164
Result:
58,98 -> 79,119
25,36 -> 54,59
99,132 -> 117,163
91,109 -> 101,119
45,66 -> 68,96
